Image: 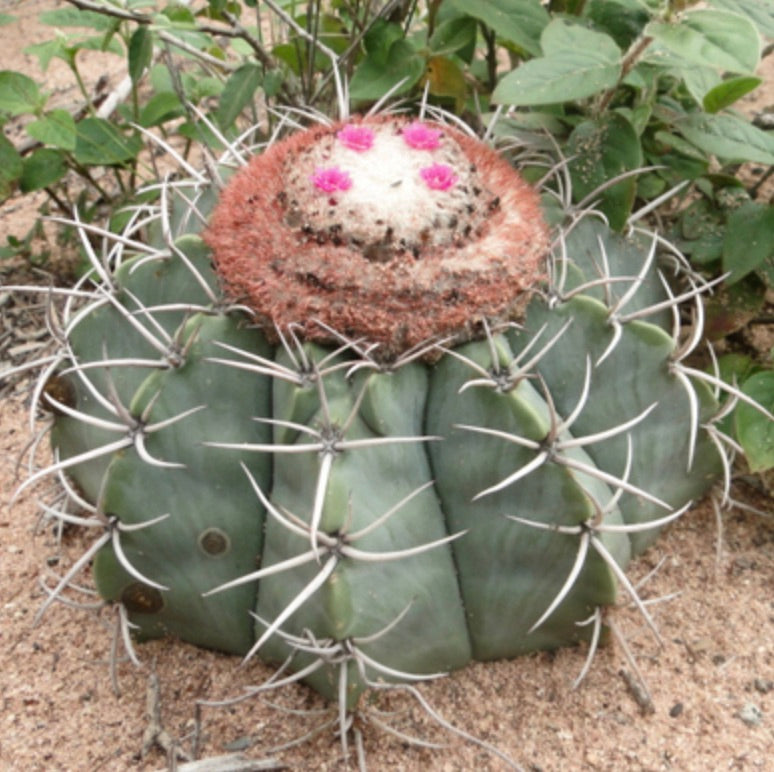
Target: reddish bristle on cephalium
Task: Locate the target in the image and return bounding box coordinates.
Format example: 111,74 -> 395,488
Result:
205,114 -> 548,358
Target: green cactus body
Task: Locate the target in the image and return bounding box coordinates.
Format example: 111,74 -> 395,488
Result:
34,114 -> 726,731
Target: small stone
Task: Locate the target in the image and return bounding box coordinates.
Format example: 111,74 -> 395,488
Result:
669,702 -> 684,718
754,679 -> 773,694
737,702 -> 763,727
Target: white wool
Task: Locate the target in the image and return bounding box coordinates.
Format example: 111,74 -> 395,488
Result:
285,123 -> 490,253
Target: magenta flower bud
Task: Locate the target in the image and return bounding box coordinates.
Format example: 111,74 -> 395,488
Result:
402,121 -> 442,150
420,163 -> 458,191
336,124 -> 375,152
311,167 -> 352,193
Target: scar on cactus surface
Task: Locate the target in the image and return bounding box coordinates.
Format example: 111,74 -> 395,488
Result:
9,105 -> 771,767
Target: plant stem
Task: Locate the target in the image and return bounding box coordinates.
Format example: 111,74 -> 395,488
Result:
598,35 -> 653,113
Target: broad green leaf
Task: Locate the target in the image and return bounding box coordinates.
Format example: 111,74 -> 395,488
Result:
129,26 -> 153,85
263,70 -> 284,98
677,65 -> 720,107
0,132 -> 22,200
26,109 -> 77,150
73,117 -> 143,165
493,20 -> 621,106
160,4 -> 197,25
735,371 -> 774,473
349,39 -> 425,101
0,13 -> 16,25
675,197 -> 725,264
428,16 -> 477,60
708,0 -> 774,37
0,71 -> 45,116
446,0 -> 548,57
703,76 -> 762,113
216,63 -> 262,129
586,0 -> 650,50
362,19 -> 404,66
716,353 -> 759,389
73,34 -> 123,57
20,147 -> 67,192
645,9 -> 760,75
272,42 -> 302,75
138,91 -> 184,128
189,76 -> 224,102
541,17 -> 621,59
567,112 -> 642,230
39,8 -> 116,30
723,202 -> 774,284
24,38 -> 70,71
652,130 -> 708,162
677,113 -> 774,165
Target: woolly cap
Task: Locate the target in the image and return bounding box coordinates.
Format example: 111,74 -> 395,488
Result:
205,115 -> 548,358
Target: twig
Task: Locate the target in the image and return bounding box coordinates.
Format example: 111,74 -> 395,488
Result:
154,755 -> 286,772
141,672 -> 192,764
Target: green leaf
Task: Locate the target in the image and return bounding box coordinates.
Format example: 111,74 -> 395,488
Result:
0,13 -> 16,26
215,63 -> 262,130
349,39 -> 425,101
703,76 -> 762,113
428,16 -> 477,60
540,17 -> 622,59
708,0 -> 774,37
586,0 -> 650,50
735,371 -> 774,473
24,38 -> 69,71
26,109 -> 77,150
645,9 -> 760,75
567,112 -> 642,230
446,0 -> 548,57
74,34 -> 123,57
677,113 -> 774,165
20,147 -> 67,192
263,70 -> 284,98
129,26 -> 153,85
723,202 -> 774,284
0,70 -> 45,116
160,4 -> 197,25
138,91 -> 184,128
362,19 -> 404,66
0,132 -> 22,200
716,353 -> 759,388
677,65 -> 720,107
493,20 -> 621,106
39,8 -> 117,30
189,76 -> 224,103
73,117 -> 143,165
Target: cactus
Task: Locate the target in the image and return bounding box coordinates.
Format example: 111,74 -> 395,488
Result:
17,108 -> 757,762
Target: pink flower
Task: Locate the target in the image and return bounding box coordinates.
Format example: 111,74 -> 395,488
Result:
311,167 -> 352,193
337,124 -> 375,152
419,163 -> 457,191
402,121 -> 442,150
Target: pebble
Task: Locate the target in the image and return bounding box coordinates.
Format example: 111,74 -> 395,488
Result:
737,702 -> 763,727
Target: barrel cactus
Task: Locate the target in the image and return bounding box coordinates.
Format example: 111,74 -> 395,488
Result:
20,107 -> 749,762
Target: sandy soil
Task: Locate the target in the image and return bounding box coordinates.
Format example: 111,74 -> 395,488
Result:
1,2 -> 773,770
